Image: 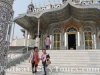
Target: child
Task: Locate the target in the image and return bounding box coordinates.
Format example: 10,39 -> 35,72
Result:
41,49 -> 50,75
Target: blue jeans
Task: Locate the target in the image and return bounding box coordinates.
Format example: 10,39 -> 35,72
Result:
42,61 -> 47,75
46,45 -> 50,50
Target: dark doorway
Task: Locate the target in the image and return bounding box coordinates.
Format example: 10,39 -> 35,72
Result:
68,34 -> 76,50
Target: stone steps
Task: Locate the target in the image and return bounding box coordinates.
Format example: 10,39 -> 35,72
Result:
11,64 -> 100,68
17,63 -> 100,67
17,61 -> 100,64
6,72 -> 100,74
5,73 -> 100,75
23,59 -> 100,61
6,50 -> 100,75
7,73 -> 98,75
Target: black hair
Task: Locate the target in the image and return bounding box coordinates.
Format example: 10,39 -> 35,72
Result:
47,36 -> 49,37
42,49 -> 46,51
33,47 -> 38,51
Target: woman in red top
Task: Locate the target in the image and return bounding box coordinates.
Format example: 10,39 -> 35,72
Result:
29,47 -> 39,73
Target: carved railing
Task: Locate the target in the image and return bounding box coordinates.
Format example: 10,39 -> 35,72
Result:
0,41 -> 39,75
6,50 -> 31,68
6,41 -> 39,68
0,50 -> 31,75
10,38 -> 35,47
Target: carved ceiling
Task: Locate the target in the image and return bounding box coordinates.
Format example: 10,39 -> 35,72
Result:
14,3 -> 100,31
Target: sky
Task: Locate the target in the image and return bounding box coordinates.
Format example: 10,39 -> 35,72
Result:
12,0 -> 62,39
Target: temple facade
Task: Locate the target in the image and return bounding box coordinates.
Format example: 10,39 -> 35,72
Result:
14,0 -> 100,50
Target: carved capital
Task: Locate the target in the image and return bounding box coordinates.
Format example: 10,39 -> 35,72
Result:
38,18 -> 41,22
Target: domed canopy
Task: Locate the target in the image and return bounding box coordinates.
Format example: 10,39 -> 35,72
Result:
14,0 -> 100,30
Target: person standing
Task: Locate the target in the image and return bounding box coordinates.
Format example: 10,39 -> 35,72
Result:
29,47 -> 39,73
41,49 -> 50,75
45,36 -> 51,50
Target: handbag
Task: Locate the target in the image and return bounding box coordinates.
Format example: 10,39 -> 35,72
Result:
46,58 -> 51,66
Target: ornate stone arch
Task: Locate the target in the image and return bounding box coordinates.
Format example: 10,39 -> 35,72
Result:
52,28 -> 61,33
83,26 -> 92,32
63,18 -> 80,32
66,27 -> 78,32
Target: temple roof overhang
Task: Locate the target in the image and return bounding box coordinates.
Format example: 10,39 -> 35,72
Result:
14,1 -> 100,31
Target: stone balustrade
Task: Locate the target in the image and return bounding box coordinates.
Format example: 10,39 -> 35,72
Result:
10,38 -> 35,47
7,53 -> 22,62
6,50 -> 31,69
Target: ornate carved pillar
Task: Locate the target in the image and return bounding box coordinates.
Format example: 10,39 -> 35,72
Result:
92,32 -> 94,49
0,0 -> 14,75
94,33 -> 96,49
24,30 -> 29,52
64,32 -> 68,50
37,19 -> 40,38
50,35 -> 52,49
36,19 -> 40,49
78,32 -> 80,46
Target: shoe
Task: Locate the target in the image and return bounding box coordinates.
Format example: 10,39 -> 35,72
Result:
32,71 -> 35,73
43,73 -> 46,75
35,70 -> 37,73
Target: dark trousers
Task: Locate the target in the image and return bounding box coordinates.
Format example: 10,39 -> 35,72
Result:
31,62 -> 37,73
46,45 -> 50,50
42,61 -> 47,75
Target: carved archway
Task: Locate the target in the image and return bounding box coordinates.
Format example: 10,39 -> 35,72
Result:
63,18 -> 80,32
67,27 -> 78,32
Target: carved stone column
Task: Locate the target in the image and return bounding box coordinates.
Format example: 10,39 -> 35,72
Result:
0,0 -> 14,75
35,19 -> 40,49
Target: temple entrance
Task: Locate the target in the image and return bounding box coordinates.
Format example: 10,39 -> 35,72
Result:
66,27 -> 78,50
68,34 -> 76,50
